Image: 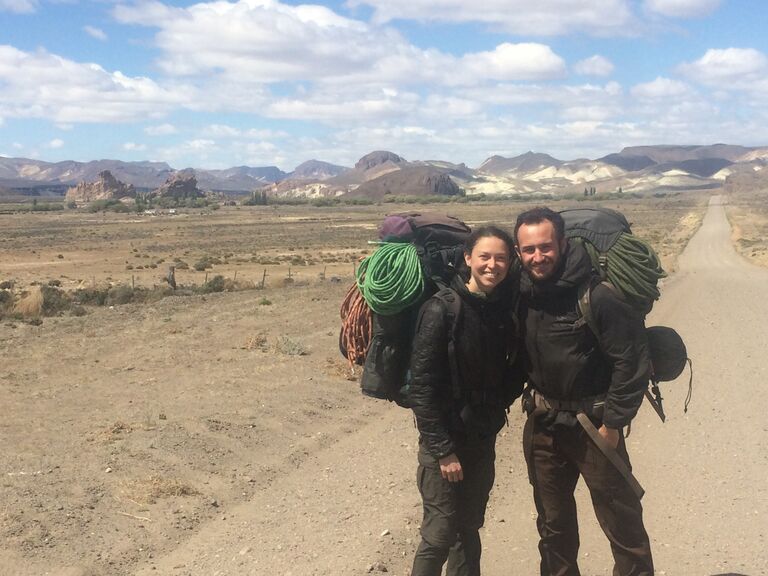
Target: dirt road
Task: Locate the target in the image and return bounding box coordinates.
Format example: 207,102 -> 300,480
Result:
1,196 -> 765,575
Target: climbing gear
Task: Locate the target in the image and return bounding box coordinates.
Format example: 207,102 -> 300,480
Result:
339,282 -> 373,367
566,207 -> 692,421
356,242 -> 424,316
562,207 -> 666,312
339,212 -> 471,406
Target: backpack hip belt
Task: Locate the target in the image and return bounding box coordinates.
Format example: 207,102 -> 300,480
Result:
527,388 -> 606,417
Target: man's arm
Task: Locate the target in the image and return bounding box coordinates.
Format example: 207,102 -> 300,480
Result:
592,285 -> 652,431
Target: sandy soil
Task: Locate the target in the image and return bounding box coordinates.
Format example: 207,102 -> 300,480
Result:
1,196 -> 765,576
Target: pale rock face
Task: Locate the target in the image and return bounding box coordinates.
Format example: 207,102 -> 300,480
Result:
65,170 -> 136,204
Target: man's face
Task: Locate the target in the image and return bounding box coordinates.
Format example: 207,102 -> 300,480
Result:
516,220 -> 566,282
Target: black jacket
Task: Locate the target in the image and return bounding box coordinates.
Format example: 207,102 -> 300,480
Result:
520,242 -> 651,429
409,274 -> 523,459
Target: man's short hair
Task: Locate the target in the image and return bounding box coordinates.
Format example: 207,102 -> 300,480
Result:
514,207 -> 565,244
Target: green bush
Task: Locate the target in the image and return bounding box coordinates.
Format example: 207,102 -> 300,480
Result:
198,275 -> 226,294
41,285 -> 72,315
107,285 -> 135,305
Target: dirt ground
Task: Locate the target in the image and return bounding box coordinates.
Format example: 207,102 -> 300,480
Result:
4,194 -> 765,576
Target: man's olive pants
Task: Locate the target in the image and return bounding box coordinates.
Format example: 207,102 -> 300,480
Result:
523,414 -> 654,576
411,436 -> 496,576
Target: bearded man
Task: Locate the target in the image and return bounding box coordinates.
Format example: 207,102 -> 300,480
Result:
514,206 -> 654,576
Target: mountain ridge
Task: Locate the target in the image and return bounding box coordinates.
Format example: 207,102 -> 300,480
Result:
2,143 -> 766,199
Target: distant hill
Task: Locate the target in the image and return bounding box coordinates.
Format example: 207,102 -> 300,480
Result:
2,142 -> 767,199
599,153 -> 656,172
478,151 -> 562,174
290,160 -> 348,180
345,166 -> 462,199
615,144 -> 753,163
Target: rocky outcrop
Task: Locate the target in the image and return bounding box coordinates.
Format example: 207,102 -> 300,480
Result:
152,172 -> 204,199
354,151 -> 405,172
345,166 -> 462,199
290,160 -> 349,180
65,170 -> 136,204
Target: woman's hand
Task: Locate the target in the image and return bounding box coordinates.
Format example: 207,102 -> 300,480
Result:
438,453 -> 463,482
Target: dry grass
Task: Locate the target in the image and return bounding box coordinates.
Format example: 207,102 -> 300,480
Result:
725,189 -> 768,267
98,421 -> 134,443
243,333 -> 268,351
324,356 -> 359,382
121,475 -> 198,505
13,285 -> 43,318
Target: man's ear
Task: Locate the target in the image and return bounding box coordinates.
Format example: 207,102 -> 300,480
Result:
514,245 -> 522,260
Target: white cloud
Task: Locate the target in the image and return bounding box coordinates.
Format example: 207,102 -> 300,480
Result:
678,48 -> 768,85
145,123 -> 177,135
0,45 -> 190,123
644,0 -> 721,18
187,139 -> 215,150
203,124 -> 241,138
347,0 -> 636,36
0,0 -> 37,14
574,55 -> 615,77
460,44 -> 566,83
113,1 -> 565,86
123,142 -> 147,151
631,77 -> 691,99
47,138 -> 64,149
83,26 -> 108,41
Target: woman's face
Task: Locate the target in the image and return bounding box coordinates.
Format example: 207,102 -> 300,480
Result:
464,235 -> 511,294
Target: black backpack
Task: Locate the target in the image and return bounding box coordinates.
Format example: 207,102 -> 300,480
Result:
561,207 -> 692,419
339,212 -> 471,406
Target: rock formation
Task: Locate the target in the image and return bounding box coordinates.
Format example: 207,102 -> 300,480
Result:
65,170 -> 136,204
153,172 -> 204,199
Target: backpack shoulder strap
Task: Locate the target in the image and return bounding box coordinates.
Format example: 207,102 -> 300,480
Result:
433,287 -> 463,400
576,279 -> 618,337
576,281 -> 597,335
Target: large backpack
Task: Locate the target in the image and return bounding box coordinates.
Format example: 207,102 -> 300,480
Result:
339,213 -> 471,406
561,207 -> 692,419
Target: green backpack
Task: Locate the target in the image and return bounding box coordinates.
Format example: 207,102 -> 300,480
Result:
561,207 -> 692,420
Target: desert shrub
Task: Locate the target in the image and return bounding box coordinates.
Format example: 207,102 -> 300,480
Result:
198,275 -> 226,293
86,199 -> 130,213
47,279 -> 62,287
13,286 -> 44,318
0,280 -> 13,290
121,475 -> 198,505
107,285 -> 135,305
70,305 -> 87,316
275,336 -> 309,356
193,258 -> 212,271
258,297 -> 272,306
73,287 -> 110,306
41,285 -> 72,316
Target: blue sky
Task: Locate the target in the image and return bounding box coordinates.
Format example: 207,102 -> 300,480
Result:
1,0 -> 767,171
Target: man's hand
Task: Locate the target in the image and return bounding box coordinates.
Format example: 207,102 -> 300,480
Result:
438,453 -> 463,483
598,425 -> 621,449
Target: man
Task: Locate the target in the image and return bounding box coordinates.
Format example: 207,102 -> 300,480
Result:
514,207 -> 654,576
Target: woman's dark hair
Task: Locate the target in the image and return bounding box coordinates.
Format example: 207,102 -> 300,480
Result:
464,225 -> 515,256
513,207 -> 565,244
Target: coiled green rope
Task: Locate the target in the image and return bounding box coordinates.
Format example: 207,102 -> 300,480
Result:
356,242 -> 425,315
581,234 -> 667,304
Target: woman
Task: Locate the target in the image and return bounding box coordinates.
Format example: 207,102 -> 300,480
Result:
408,225 -> 523,576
